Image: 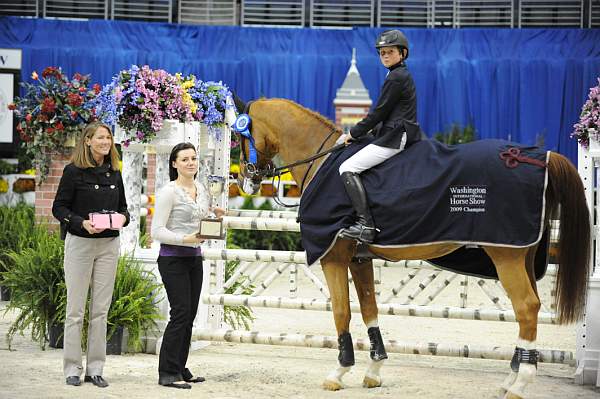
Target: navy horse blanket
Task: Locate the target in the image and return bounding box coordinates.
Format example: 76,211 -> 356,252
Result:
298,139 -> 550,280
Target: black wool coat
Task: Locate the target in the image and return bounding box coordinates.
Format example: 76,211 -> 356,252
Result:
52,161 -> 130,239
349,61 -> 422,149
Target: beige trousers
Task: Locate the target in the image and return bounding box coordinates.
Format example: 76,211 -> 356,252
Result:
63,232 -> 120,377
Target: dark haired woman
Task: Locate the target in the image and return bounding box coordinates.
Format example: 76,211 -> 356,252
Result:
52,122 -> 129,388
151,142 -> 224,389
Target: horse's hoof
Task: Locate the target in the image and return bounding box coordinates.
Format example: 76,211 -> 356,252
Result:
322,379 -> 343,391
362,375 -> 381,388
503,391 -> 524,399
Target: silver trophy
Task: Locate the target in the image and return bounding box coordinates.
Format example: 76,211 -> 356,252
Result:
207,175 -> 225,209
198,175 -> 225,239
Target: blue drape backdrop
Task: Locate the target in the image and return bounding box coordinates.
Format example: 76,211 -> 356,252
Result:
1,16 -> 600,163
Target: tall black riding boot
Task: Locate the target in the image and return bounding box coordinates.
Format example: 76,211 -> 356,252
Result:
339,172 -> 377,244
337,332 -> 355,367
367,327 -> 388,361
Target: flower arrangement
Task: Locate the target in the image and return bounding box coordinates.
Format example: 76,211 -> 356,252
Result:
93,65 -> 192,146
572,77 -> 600,148
181,75 -> 232,128
8,67 -> 99,182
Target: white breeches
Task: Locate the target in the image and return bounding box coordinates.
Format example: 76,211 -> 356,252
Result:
339,144 -> 403,175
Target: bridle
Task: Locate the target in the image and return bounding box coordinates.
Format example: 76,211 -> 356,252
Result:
232,105 -> 345,208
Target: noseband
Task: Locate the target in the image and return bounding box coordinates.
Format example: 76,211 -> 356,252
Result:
232,108 -> 344,205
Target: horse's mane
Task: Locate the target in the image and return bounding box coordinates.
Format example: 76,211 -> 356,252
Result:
261,98 -> 340,132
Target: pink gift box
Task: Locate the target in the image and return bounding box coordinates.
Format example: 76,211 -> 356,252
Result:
89,212 -> 126,230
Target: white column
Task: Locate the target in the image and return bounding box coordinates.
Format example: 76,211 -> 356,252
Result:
196,97 -> 234,334
575,141 -> 600,386
153,120 -> 185,193
114,120 -> 146,255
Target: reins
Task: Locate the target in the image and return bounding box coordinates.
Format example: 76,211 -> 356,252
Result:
269,128 -> 344,208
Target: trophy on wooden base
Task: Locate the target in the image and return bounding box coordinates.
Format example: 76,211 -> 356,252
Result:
197,175 -> 225,240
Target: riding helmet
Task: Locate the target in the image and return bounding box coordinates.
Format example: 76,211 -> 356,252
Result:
375,29 -> 409,59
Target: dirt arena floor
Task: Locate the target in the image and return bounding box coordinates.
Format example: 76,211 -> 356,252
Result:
1,265 -> 599,399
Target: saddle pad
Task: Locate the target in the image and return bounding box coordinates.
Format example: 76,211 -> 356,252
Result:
298,139 -> 549,279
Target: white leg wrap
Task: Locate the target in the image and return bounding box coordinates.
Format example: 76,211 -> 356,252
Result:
507,363 -> 536,398
500,371 -> 518,392
326,365 -> 351,387
364,358 -> 385,381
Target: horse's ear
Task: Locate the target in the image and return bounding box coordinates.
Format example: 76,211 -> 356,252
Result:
232,91 -> 246,114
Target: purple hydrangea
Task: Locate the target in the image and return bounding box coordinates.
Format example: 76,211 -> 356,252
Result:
572,77 -> 600,148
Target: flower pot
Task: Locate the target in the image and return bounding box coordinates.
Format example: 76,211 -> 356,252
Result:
0,286 -> 10,301
106,325 -> 124,355
12,177 -> 35,193
150,119 -> 185,151
589,138 -> 600,158
48,321 -> 64,349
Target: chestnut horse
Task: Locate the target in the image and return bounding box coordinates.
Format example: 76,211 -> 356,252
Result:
234,98 -> 590,399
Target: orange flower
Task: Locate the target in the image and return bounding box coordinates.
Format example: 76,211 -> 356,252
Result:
31,71 -> 38,80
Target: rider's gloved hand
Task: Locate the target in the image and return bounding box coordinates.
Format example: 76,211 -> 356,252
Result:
336,133 -> 355,146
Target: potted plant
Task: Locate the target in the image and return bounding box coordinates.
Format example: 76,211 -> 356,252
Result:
104,253 -> 163,354
1,221 -> 163,352
572,77 -> 600,149
93,65 -> 191,147
8,67 -> 100,183
0,204 -> 43,302
1,225 -> 66,349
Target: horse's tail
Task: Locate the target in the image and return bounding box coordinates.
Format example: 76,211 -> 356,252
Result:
547,151 -> 591,324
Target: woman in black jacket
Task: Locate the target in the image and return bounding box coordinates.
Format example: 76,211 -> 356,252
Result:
52,122 -> 129,388
337,29 -> 423,244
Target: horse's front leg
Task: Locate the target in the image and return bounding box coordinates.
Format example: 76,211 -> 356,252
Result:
349,259 -> 387,388
321,241 -> 354,391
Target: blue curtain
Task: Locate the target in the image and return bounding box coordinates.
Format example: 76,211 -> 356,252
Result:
1,16 -> 600,162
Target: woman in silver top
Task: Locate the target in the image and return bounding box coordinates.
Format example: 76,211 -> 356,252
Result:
151,142 -> 224,389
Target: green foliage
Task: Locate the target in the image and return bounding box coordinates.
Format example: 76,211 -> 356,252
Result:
0,159 -> 18,175
138,215 -> 151,248
1,225 -> 66,349
230,131 -> 240,166
228,198 -> 302,251
0,204 -> 39,276
222,252 -> 255,330
1,214 -> 162,351
106,253 -> 163,351
222,199 -> 302,330
434,123 -> 476,145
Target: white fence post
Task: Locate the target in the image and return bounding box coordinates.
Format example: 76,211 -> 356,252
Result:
575,141 -> 600,386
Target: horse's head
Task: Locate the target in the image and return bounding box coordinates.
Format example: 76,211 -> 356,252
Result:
232,97 -> 342,196
232,99 -> 281,195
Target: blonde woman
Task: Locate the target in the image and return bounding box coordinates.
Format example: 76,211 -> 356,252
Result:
52,122 -> 129,388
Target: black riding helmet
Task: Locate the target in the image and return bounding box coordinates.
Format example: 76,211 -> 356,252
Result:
375,29 -> 409,60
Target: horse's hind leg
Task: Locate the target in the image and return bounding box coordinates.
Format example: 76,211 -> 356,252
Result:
349,260 -> 387,388
485,246 -> 541,399
321,241 -> 354,391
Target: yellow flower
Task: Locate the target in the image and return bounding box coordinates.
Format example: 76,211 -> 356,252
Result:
0,178 -> 8,193
23,168 -> 36,176
230,164 -> 240,174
